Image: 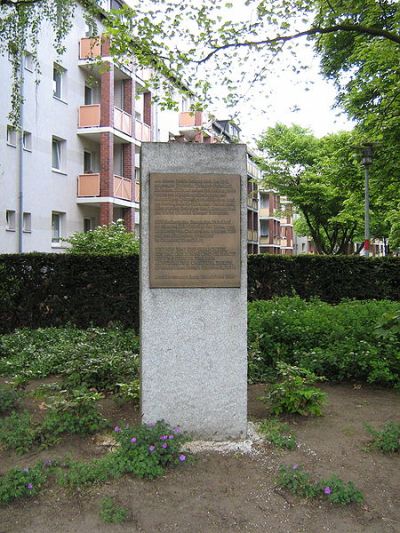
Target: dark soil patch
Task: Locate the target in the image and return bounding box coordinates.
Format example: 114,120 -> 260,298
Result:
0,384 -> 399,532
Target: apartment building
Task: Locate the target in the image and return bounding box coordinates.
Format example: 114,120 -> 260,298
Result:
170,111 -> 261,254
258,189 -> 294,255
1,0 -> 151,253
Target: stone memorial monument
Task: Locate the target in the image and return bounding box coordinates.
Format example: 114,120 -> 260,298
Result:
140,143 -> 247,438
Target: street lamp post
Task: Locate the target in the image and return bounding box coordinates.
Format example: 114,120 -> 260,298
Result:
361,143 -> 374,258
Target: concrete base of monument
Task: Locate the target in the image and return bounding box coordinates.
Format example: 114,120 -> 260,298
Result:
140,143 -> 248,439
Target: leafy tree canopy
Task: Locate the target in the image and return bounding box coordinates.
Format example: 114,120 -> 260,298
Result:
257,123 -> 367,254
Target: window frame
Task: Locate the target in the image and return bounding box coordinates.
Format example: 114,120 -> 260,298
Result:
23,212 -> 32,233
5,210 -> 16,231
6,125 -> 17,147
23,131 -> 32,152
53,63 -> 66,101
51,212 -> 63,243
52,136 -> 66,172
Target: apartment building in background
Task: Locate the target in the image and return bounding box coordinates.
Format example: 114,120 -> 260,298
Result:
258,189 -> 294,255
1,0 -> 150,253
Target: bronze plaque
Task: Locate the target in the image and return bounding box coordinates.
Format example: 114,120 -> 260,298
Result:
149,173 -> 241,288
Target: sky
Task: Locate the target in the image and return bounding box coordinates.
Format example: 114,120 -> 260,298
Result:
126,0 -> 353,143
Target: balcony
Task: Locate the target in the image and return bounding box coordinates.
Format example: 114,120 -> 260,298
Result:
247,160 -> 262,180
113,175 -> 132,201
179,111 -> 204,128
247,230 -> 259,242
77,173 -> 100,197
79,37 -> 102,60
259,235 -> 270,245
77,173 -> 132,202
78,105 -> 133,141
135,120 -> 151,142
79,104 -> 101,128
114,107 -> 132,136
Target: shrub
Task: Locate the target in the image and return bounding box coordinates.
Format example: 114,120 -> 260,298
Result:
365,421 -> 400,453
248,255 -> 400,303
0,254 -> 140,333
266,363 -> 326,416
248,297 -> 400,385
64,220 -> 139,256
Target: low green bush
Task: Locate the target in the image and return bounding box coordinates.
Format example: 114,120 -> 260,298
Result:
265,363 -> 326,416
248,297 -> 400,385
277,465 -> 364,504
365,421 -> 400,453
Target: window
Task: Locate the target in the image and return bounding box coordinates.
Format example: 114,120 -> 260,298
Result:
24,52 -> 33,72
6,125 -> 17,147
23,212 -> 31,232
84,85 -> 93,105
83,151 -> 93,173
23,131 -> 32,151
6,210 -> 16,231
52,137 -> 65,171
83,217 -> 95,232
51,212 -> 64,243
111,0 -> 123,9
53,63 -> 65,99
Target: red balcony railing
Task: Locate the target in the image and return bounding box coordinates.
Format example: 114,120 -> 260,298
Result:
114,107 -> 132,136
78,105 -> 101,128
179,111 -> 204,128
135,120 -> 151,142
79,37 -> 102,60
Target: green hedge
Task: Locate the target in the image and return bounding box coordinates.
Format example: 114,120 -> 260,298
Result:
0,254 -> 139,333
248,255 -> 400,303
248,297 -> 400,386
1,254 -> 399,333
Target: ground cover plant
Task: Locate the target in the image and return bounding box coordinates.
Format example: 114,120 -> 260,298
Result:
365,421 -> 400,453
248,297 -> 400,386
0,326 -> 139,390
58,421 -> 189,488
277,464 -> 364,505
99,497 -> 129,524
258,419 -> 297,449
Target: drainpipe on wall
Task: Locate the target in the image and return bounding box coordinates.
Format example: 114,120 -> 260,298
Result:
17,54 -> 24,253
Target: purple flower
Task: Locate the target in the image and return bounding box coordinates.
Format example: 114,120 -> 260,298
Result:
130,437 -> 137,444
292,464 -> 299,470
148,445 -> 156,453
162,443 -> 168,449
173,426 -> 181,434
26,483 -> 33,490
160,435 -> 168,441
178,454 -> 186,462
146,422 -> 155,427
114,426 -> 121,433
168,435 -> 174,440
324,487 -> 332,495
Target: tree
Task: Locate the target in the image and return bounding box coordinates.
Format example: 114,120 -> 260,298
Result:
64,220 -> 139,255
257,123 -> 367,255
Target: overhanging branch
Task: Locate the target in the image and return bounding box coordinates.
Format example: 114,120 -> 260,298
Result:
196,23 -> 400,64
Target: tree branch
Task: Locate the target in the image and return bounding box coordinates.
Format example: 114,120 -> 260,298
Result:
196,23 -> 400,64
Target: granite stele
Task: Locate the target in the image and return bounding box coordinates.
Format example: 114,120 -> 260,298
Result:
140,143 -> 247,439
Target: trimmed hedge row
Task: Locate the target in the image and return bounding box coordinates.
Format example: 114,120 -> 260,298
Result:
0,254 -> 139,333
248,255 -> 400,303
0,254 -> 399,333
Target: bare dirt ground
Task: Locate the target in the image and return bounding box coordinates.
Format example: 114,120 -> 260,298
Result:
0,383 -> 399,533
